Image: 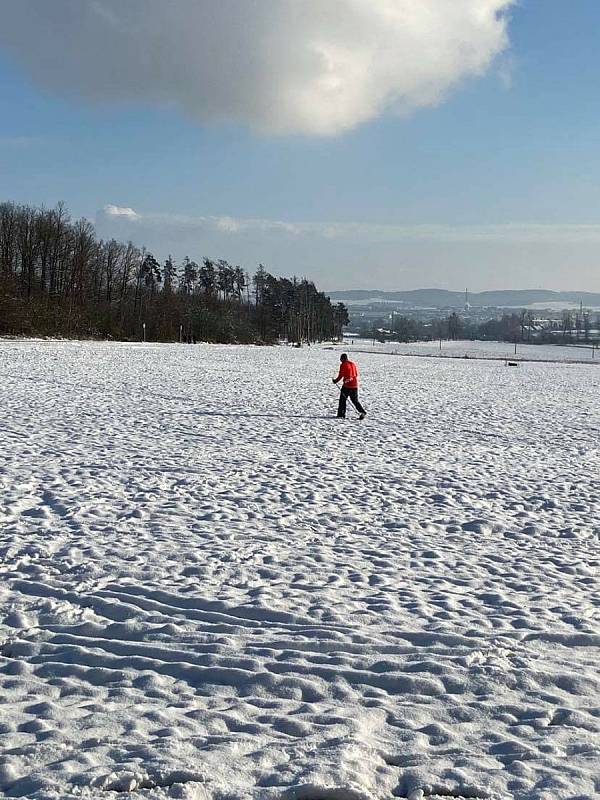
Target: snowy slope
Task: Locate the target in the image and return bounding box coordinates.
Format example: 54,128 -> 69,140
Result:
346,338 -> 599,363
0,340 -> 599,800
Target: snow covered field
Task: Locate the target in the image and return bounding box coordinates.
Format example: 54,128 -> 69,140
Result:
347,338 -> 599,363
1,339 -> 599,800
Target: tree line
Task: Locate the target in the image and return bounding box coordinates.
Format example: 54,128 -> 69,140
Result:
0,201 -> 348,343
362,310 -> 600,346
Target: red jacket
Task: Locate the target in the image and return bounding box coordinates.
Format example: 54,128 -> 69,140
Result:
335,360 -> 359,389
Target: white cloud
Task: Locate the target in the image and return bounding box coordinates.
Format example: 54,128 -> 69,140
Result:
94,207 -> 600,291
102,204 -> 139,219
96,207 -> 600,245
0,0 -> 513,135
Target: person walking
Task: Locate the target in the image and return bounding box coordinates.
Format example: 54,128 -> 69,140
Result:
332,353 -> 367,419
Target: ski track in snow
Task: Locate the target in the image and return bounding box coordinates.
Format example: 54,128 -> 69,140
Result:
0,340 -> 599,800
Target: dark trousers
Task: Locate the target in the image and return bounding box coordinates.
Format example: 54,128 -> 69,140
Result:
337,387 -> 365,417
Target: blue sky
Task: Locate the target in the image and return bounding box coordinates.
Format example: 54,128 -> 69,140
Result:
1,1 -> 600,291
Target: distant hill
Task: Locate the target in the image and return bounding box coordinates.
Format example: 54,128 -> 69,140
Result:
328,289 -> 600,308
